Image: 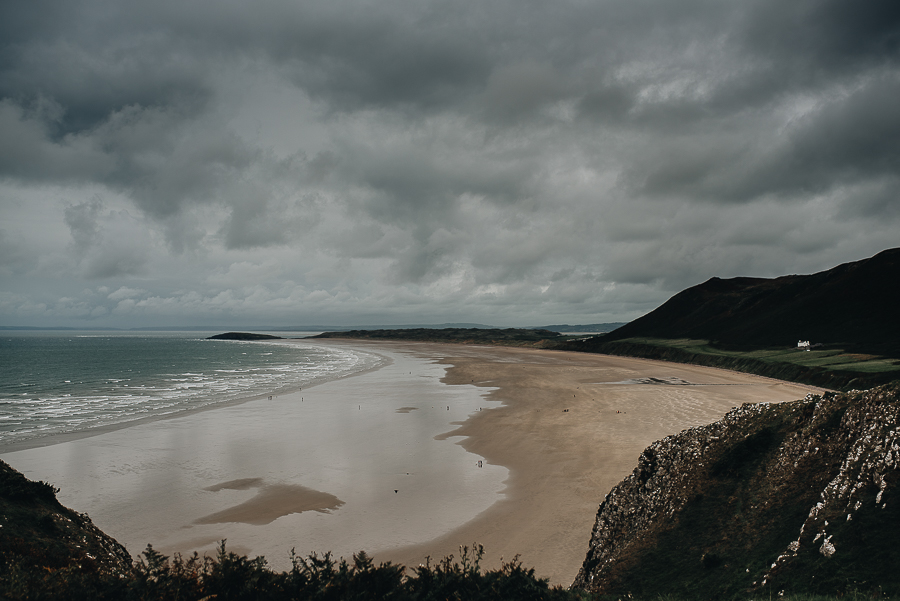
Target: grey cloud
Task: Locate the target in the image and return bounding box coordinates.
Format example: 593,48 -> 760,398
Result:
219,189 -> 322,250
386,245 -> 455,285
63,198 -> 103,257
121,0 -> 491,114
836,178 -> 900,220
340,141 -> 535,232
576,85 -> 634,123
2,0 -> 899,327
93,106 -> 261,218
0,100 -> 113,181
6,0 -> 895,133
778,76 -> 900,185
0,228 -> 29,276
740,0 -> 900,74
306,151 -> 340,184
84,250 -> 146,279
628,74 -> 900,204
327,223 -> 403,260
107,286 -> 147,302
0,1 -> 210,136
0,98 -> 253,220
63,200 -> 150,279
481,62 -> 570,122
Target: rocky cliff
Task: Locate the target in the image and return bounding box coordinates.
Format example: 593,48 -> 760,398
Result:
0,459 -> 132,578
572,382 -> 900,598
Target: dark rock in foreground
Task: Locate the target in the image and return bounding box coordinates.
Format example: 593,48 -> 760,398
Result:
207,332 -> 283,340
0,460 -> 132,575
572,382 -> 900,598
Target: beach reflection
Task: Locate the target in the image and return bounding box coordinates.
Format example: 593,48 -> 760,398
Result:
1,343 -> 507,570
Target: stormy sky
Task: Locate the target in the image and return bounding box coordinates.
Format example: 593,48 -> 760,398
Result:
1,0 -> 898,328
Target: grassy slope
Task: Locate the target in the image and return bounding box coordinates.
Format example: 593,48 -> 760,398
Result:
561,249 -> 900,390
560,336 -> 900,391
632,338 -> 900,373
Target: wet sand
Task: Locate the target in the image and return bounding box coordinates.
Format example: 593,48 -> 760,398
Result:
2,343 -> 508,568
1,341 -> 823,586
362,342 -> 823,584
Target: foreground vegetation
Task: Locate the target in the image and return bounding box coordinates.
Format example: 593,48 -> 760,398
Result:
0,462 -> 588,600
6,543 -> 900,600
2,542 -> 586,601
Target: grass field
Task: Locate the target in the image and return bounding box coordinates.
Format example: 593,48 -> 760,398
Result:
620,338 -> 900,374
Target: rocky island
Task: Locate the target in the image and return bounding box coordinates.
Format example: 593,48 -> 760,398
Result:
207,332 -> 284,341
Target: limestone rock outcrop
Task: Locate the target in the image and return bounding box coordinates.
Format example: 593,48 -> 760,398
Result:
572,382 -> 900,598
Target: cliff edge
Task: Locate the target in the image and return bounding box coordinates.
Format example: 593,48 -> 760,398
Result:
0,460 -> 132,581
572,382 -> 900,598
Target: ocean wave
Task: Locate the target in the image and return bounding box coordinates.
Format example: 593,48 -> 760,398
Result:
0,335 -> 383,450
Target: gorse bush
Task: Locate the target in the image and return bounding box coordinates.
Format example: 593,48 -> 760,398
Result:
0,541 -> 585,601
0,464 -> 60,504
4,542 -> 898,600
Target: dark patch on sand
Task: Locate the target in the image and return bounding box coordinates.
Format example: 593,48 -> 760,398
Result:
195,484 -> 344,525
203,477 -> 264,492
609,377 -> 694,386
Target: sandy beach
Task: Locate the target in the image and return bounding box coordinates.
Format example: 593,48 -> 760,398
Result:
1,341 -> 822,586
365,342 -> 824,584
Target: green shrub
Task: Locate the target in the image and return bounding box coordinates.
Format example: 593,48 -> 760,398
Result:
0,541 -> 582,601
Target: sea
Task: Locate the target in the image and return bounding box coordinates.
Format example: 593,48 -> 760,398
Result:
2,330 -> 509,566
0,331 -> 382,451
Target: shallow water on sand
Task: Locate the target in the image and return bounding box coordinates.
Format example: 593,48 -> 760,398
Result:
2,342 -> 508,568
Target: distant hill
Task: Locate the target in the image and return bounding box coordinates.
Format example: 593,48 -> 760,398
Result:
533,323 -> 627,333
603,248 -> 900,355
310,328 -> 564,346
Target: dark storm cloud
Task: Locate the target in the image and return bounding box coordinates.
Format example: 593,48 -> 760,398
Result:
63,198 -> 102,257
632,73 -> 900,203
782,77 -> 900,183
1,0 -> 898,326
740,0 -> 900,72
4,0 -> 897,126
0,0 -> 489,121
61,199 -> 150,279
0,2 -> 211,136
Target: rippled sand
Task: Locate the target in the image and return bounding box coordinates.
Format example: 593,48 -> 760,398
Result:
361,343 -> 823,585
